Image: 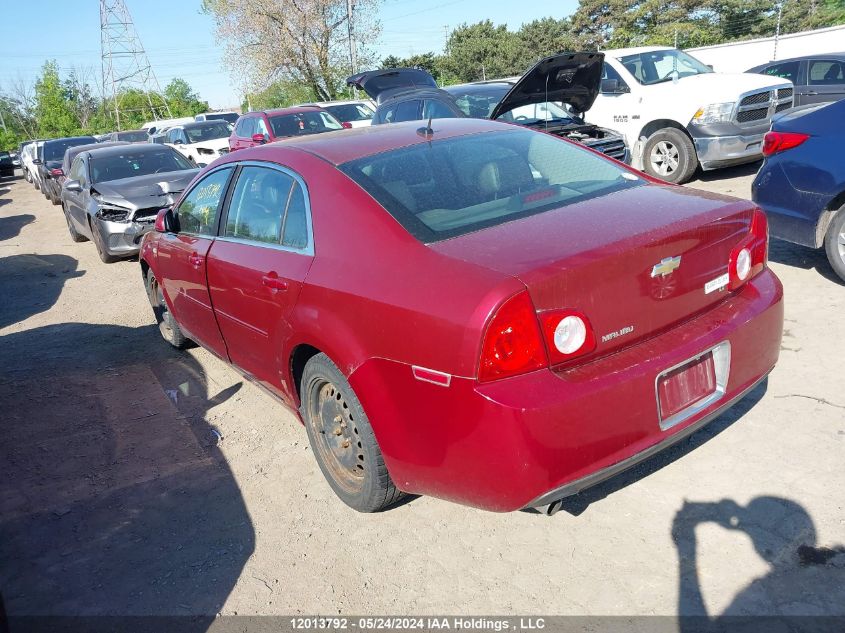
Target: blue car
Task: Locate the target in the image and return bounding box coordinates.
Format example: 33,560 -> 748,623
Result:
752,99 -> 845,282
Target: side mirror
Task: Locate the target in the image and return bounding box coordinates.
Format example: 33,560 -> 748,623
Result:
601,78 -> 628,93
173,139 -> 184,145
64,180 -> 82,193
706,64 -> 714,71
251,133 -> 268,144
155,208 -> 179,233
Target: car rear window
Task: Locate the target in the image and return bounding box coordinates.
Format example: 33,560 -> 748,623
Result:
268,111 -> 343,137
44,137 -> 96,161
339,129 -> 642,242
116,130 -> 149,142
89,148 -> 194,183
185,122 -> 231,143
325,103 -> 373,122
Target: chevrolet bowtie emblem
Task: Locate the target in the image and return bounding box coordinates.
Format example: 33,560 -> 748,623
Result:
651,256 -> 682,277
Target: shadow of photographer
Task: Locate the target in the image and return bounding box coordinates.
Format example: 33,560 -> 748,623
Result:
674,496 -> 845,631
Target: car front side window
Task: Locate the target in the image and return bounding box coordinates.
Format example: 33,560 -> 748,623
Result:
176,167 -> 233,235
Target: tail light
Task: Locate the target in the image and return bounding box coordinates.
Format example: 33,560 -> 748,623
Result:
478,291 -> 547,382
762,131 -> 809,156
341,121 -> 353,129
50,168 -> 63,177
729,208 -> 768,290
539,310 -> 597,364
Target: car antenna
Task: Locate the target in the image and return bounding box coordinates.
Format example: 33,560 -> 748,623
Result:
544,71 -> 550,132
417,116 -> 434,139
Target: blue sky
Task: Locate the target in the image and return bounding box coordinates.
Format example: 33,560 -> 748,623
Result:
0,0 -> 578,109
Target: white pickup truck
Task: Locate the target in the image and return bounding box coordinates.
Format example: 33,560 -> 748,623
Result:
585,46 -> 794,183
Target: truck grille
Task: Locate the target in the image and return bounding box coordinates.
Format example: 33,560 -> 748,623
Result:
585,137 -> 628,162
735,86 -> 794,127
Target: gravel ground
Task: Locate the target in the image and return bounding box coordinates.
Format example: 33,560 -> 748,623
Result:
1,163 -> 843,622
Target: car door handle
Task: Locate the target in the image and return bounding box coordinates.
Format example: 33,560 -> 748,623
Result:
188,253 -> 203,267
805,90 -> 818,95
262,273 -> 288,291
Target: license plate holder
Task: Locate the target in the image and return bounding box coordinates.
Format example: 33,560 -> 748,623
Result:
656,342 -> 731,431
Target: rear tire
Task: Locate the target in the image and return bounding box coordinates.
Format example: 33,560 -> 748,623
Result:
643,128 -> 698,184
89,217 -> 119,263
62,203 -> 88,243
146,269 -> 189,348
300,353 -> 405,512
824,206 -> 845,283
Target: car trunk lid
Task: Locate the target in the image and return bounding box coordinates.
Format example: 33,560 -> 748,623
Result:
430,184 -> 755,359
346,68 -> 439,104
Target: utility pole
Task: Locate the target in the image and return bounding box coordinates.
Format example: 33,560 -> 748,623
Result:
773,3 -> 783,61
100,0 -> 171,130
0,102 -> 7,132
347,0 -> 358,98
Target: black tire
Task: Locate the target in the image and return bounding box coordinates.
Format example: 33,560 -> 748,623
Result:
24,169 -> 31,183
643,128 -> 699,184
62,203 -> 88,243
300,353 -> 404,512
89,217 -> 119,263
146,269 -> 189,348
824,207 -> 845,283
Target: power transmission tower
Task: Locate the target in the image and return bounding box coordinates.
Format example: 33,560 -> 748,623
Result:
100,0 -> 171,130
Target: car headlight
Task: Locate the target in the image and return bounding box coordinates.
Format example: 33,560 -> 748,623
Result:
96,203 -> 131,223
690,102 -> 734,125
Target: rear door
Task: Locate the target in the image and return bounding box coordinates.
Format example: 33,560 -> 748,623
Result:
805,59 -> 845,105
206,163 -> 314,397
156,166 -> 234,358
63,157 -> 89,232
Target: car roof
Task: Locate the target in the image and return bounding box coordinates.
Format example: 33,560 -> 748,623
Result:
749,52 -> 845,68
181,120 -> 230,129
603,46 -> 671,58
233,117 -> 512,165
44,135 -> 96,145
82,143 -> 173,159
66,141 -> 130,160
444,81 -> 512,94
249,106 -> 324,117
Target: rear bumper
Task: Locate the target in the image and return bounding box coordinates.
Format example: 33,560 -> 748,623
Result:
350,269 -> 784,512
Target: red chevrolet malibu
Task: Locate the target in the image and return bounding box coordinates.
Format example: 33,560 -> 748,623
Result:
140,118 -> 783,513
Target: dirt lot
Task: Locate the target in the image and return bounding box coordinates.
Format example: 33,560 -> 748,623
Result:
1,164 -> 844,622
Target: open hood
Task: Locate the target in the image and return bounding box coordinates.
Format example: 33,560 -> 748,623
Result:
490,52 -> 604,119
346,68 -> 438,104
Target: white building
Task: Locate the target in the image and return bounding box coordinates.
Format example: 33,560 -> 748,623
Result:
686,25 -> 845,73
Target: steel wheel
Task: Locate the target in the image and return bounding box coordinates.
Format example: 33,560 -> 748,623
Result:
300,353 -> 404,512
146,270 -> 188,348
650,140 -> 679,177
309,381 -> 366,494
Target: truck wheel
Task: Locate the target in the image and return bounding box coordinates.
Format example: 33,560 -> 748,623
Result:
62,203 -> 88,242
824,206 -> 845,283
146,269 -> 189,348
643,128 -> 698,184
300,353 -> 405,512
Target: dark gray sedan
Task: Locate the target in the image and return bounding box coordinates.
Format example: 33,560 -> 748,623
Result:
61,144 -> 199,263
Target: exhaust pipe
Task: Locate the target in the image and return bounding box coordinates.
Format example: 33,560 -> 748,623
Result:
544,499 -> 564,516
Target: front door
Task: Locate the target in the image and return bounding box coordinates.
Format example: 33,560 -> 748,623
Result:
206,164 -> 314,398
156,166 -> 234,359
63,157 -> 90,234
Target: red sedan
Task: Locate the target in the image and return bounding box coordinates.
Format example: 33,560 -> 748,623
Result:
140,118 -> 783,513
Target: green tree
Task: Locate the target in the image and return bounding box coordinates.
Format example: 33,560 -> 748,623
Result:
164,78 -> 210,117
34,61 -> 81,137
442,20 -> 524,83
516,17 -> 585,65
243,79 -> 318,110
379,51 -> 454,84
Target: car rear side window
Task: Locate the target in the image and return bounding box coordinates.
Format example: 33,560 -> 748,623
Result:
224,165 -> 310,249
177,167 -> 233,235
235,117 -> 254,137
339,129 -> 641,243
808,60 -> 844,85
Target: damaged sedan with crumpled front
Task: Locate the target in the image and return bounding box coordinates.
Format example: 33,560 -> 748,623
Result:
60,144 -> 199,263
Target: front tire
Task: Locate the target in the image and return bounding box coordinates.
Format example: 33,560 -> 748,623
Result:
643,128 -> 698,184
300,353 -> 404,512
824,207 -> 845,283
62,203 -> 88,242
89,217 -> 119,263
146,269 -> 189,348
